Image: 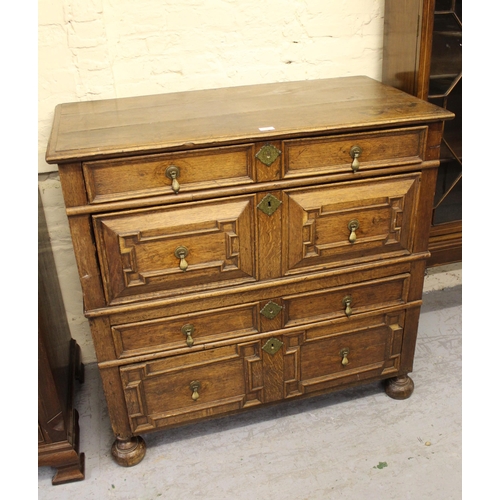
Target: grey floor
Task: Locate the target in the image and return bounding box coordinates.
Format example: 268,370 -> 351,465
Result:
38,284 -> 462,500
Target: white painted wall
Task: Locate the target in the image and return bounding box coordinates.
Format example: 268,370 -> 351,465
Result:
38,0 -> 386,362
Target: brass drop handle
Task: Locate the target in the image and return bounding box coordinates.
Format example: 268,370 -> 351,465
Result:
340,348 -> 350,367
349,146 -> 362,172
165,165 -> 180,194
347,219 -> 359,243
342,295 -> 353,317
190,381 -> 201,401
182,324 -> 195,347
174,246 -> 189,271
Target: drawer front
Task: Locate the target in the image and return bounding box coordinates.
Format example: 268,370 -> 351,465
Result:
283,174 -> 420,275
283,311 -> 405,398
283,274 -> 410,328
283,127 -> 426,178
93,195 -> 256,304
83,145 -> 256,203
112,303 -> 260,358
120,342 -> 264,433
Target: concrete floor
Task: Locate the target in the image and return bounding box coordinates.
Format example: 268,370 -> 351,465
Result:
38,270 -> 462,500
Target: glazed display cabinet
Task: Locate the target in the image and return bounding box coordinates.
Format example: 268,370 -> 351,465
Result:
383,0 -> 462,267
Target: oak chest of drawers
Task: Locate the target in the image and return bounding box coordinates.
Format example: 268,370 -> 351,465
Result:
46,76 -> 453,466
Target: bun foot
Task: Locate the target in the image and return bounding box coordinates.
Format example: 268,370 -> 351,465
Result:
111,436 -> 146,467
385,375 -> 414,400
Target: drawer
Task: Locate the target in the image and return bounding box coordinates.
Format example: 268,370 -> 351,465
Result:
112,303 -> 260,358
120,341 -> 264,433
283,173 -> 420,275
283,311 -> 405,398
83,144 -> 256,203
93,195 -> 256,304
283,274 -> 410,328
283,127 -> 426,178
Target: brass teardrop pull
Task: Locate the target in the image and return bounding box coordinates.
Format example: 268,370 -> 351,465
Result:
174,246 -> 189,271
340,348 -> 350,367
349,146 -> 362,172
347,219 -> 359,243
342,295 -> 353,317
182,324 -> 195,347
165,165 -> 180,194
190,381 -> 201,401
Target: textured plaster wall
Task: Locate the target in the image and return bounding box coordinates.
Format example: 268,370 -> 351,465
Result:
38,0 -> 386,362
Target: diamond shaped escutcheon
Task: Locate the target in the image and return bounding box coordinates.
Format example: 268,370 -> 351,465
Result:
257,194 -> 282,216
256,144 -> 281,166
260,301 -> 283,320
262,337 -> 283,356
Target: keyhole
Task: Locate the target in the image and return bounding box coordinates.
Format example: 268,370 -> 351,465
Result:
268,200 -> 272,208
270,342 -> 275,350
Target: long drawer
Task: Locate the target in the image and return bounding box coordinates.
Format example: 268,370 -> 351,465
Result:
92,174 -> 419,305
109,272 -> 410,359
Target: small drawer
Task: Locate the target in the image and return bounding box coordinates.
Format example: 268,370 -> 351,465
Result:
283,127 -> 426,178
120,341 -> 264,433
283,274 -> 410,328
83,144 -> 256,203
112,303 -> 259,358
93,195 -> 256,304
283,311 -> 405,398
283,173 -> 420,275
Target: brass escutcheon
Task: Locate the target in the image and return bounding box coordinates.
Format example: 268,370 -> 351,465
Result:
260,301 -> 283,320
263,337 -> 283,355
256,144 -> 282,167
257,193 -> 282,216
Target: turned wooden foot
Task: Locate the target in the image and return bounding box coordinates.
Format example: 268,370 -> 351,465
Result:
385,375 -> 414,400
111,436 -> 146,467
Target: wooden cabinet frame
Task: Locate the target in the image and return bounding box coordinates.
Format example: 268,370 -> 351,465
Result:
383,0 -> 462,267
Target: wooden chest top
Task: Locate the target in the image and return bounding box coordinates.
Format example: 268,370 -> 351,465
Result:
46,76 -> 453,164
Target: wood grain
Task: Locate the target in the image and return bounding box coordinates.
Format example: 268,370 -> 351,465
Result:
46,76 -> 453,163
49,77 -> 451,466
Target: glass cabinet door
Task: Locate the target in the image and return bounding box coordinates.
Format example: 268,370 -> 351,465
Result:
427,0 -> 462,226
